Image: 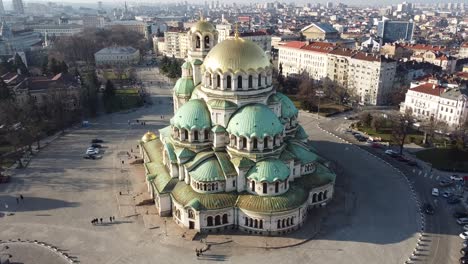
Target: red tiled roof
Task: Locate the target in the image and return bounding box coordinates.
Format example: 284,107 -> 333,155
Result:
400,44 -> 447,52
329,48 -> 355,57
461,42 -> 468,48
456,72 -> 468,80
410,83 -> 445,96
280,41 -> 307,49
301,42 -> 336,53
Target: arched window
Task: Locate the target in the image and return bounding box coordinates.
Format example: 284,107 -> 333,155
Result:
242,137 -> 247,149
207,216 -> 213,226
275,182 -> 279,193
285,180 -> 288,189
175,209 -> 181,219
211,183 -> 215,191
227,75 -> 232,89
277,219 -> 281,228
324,190 -> 328,199
248,75 -> 253,88
204,35 -> 210,49
254,219 -> 258,228
188,209 -> 195,219
259,220 -> 263,229
263,138 -> 268,149
203,184 -> 207,191
258,74 -> 262,86
282,219 -> 285,228
273,136 -> 276,146
312,193 -> 317,203
215,215 -> 221,225
222,214 -> 228,224
264,76 -> 267,85
262,182 -> 267,194
245,217 -> 248,226
251,181 -> 255,192
318,192 -> 323,201
291,217 -> 294,225
216,75 -> 221,88
209,74 -> 212,86
237,76 -> 242,89
249,218 -> 253,227
194,130 -> 199,141
253,138 -> 258,150
286,218 -> 290,226
196,36 -> 201,49
204,129 -> 209,140
196,182 -> 199,189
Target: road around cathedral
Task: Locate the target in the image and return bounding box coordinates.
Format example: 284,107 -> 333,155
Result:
0,74 -> 450,264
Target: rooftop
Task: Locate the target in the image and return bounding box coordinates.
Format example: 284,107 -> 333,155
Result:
95,46 -> 139,55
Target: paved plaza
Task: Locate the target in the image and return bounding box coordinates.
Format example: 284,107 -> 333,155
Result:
0,79 -> 425,264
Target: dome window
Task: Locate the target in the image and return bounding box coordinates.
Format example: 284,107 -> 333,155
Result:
216,75 -> 221,88
227,75 -> 232,89
204,35 -> 210,49
251,181 -> 255,192
262,182 -> 267,194
248,75 -> 253,89
275,182 -> 279,193
194,130 -> 199,141
237,76 -> 242,89
258,74 -> 262,87
196,36 -> 201,49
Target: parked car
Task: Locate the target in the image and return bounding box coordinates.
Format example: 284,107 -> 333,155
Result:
452,175 -> 464,181
458,218 -> 468,225
463,240 -> 468,247
371,143 -> 383,149
440,180 -> 454,187
91,143 -> 102,148
357,137 -> 367,142
422,203 -> 434,215
91,139 -> 104,143
463,225 -> 468,232
431,188 -> 439,197
385,150 -> 399,157
407,160 -> 418,166
86,147 -> 99,155
443,191 -> 453,198
460,232 -> 468,239
449,197 -> 462,204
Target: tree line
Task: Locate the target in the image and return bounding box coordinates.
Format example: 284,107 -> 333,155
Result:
159,55 -> 182,79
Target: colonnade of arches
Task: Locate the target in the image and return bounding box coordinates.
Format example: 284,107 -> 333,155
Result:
277,216 -> 295,229
244,217 -> 264,229
173,127 -> 210,143
192,180 -> 221,192
204,71 -> 272,91
249,180 -> 288,195
207,214 -> 228,226
312,190 -> 328,203
228,134 -> 283,152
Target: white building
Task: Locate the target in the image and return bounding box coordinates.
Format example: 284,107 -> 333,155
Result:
94,46 -> 140,66
31,24 -> 84,36
400,79 -> 468,129
229,31 -> 271,52
459,43 -> 468,59
277,41 -> 334,80
216,24 -> 232,42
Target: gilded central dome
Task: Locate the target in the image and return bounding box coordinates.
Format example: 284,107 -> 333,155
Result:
203,38 -> 271,73
190,20 -> 216,34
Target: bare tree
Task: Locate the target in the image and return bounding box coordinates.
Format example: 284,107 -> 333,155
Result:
391,109 -> 414,154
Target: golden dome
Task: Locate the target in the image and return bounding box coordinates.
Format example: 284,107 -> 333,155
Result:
203,38 -> 271,73
141,131 -> 158,143
190,20 -> 216,34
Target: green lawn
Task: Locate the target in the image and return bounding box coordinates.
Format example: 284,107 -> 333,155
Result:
116,89 -> 139,95
356,125 -> 425,144
416,148 -> 468,172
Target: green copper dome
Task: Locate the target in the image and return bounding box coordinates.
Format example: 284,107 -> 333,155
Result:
171,99 -> 211,130
189,157 -> 225,182
276,92 -> 298,119
246,159 -> 290,182
227,104 -> 283,138
174,77 -> 195,97
181,61 -> 192,70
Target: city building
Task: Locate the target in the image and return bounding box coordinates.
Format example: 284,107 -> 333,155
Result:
300,23 -> 339,41
0,0 -> 4,14
82,15 -> 105,28
138,20 -> 336,235
229,31 -> 271,52
106,20 -> 151,39
216,24 -> 232,42
377,17 -> 414,44
163,30 -> 185,58
400,79 -> 468,129
347,53 -> 397,105
12,0 -> 24,14
94,46 -> 140,66
458,43 -> 468,59
0,22 -> 42,55
277,41 -> 335,80
31,24 -> 84,36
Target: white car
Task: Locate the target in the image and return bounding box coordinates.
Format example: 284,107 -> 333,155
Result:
431,188 -> 439,197
460,232 -> 468,239
86,147 -> 99,155
451,175 -> 463,181
442,191 -> 452,198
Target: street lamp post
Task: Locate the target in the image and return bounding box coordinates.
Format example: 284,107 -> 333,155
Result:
315,90 -> 325,119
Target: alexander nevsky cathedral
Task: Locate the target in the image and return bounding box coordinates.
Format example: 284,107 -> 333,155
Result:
139,19 -> 336,235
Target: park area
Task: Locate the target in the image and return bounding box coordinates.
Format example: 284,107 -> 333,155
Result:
416,148 -> 468,172
103,88 -> 144,113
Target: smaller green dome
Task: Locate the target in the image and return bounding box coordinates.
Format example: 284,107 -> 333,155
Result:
190,158 -> 225,182
276,92 -> 298,119
174,77 -> 195,97
246,159 -> 289,183
181,61 -> 192,70
193,59 -> 203,65
171,99 -> 211,130
190,20 -> 216,34
227,104 -> 283,138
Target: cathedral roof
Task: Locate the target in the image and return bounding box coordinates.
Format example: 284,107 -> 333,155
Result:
246,159 -> 290,183
286,141 -> 318,164
236,185 -> 307,212
189,157 -> 225,182
276,92 -> 298,119
171,99 -> 211,130
190,20 -> 217,34
174,77 -> 195,97
207,99 -> 237,110
227,104 -> 283,138
203,37 -> 271,73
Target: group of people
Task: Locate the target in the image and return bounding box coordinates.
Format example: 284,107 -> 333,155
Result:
91,216 -> 116,225
195,248 -> 204,257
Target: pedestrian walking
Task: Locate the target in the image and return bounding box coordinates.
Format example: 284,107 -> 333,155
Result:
100,218 -> 103,224
121,160 -> 124,165
16,198 -> 19,204
20,195 -> 24,200
112,216 -> 115,221
109,217 -> 112,222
